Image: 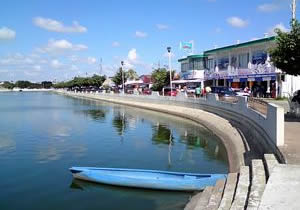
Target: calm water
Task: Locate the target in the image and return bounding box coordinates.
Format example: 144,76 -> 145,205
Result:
0,92 -> 228,210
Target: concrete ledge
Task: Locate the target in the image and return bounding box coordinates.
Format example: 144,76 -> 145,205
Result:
218,173 -> 238,210
247,160 -> 266,210
263,154 -> 279,180
206,179 -> 226,210
259,165 -> 300,210
230,166 -> 250,210
184,192 -> 202,210
194,186 -> 214,210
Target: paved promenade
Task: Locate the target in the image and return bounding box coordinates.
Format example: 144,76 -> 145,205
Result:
262,99 -> 300,164
280,121 -> 300,164
260,100 -> 300,209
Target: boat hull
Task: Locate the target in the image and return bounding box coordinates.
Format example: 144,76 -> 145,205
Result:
70,167 -> 226,191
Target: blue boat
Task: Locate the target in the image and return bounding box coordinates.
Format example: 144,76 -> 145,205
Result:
69,167 -> 227,191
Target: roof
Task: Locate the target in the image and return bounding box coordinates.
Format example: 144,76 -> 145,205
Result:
178,54 -> 207,62
204,36 -> 276,54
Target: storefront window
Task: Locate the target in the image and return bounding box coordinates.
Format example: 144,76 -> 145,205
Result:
193,58 -> 204,70
218,57 -> 229,70
181,63 -> 189,72
239,53 -> 249,68
231,56 -> 237,68
207,59 -> 214,70
252,50 -> 267,65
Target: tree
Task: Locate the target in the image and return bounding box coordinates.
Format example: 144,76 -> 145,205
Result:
270,20 -> 300,76
151,68 -> 175,91
1,81 -> 15,89
41,81 -> 53,89
112,68 -> 128,86
127,69 -> 139,80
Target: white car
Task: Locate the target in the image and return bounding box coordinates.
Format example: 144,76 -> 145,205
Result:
232,88 -> 251,97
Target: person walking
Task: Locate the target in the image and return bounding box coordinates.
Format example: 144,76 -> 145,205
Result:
205,86 -> 211,93
195,86 -> 201,98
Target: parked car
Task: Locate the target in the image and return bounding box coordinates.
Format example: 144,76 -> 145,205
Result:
211,86 -> 237,97
186,86 -> 196,94
143,88 -> 152,95
163,87 -> 177,96
232,88 -> 251,97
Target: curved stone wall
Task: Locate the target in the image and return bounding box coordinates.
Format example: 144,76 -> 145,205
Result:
56,90 -> 249,172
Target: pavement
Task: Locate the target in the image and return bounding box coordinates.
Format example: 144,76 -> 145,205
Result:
259,164 -> 300,210
279,121 -> 300,165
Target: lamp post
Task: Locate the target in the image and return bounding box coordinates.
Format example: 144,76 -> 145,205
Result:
121,61 -> 124,94
167,47 -> 172,95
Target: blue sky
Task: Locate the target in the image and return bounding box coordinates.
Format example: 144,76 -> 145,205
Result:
0,0 -> 297,82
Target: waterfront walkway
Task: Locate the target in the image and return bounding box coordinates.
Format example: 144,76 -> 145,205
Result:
262,99 -> 300,164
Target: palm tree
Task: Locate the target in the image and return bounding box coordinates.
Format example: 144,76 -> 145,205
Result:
127,69 -> 139,80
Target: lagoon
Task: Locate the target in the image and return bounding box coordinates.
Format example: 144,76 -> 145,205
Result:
0,92 -> 228,210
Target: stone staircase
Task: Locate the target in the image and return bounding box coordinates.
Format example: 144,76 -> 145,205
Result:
184,154 -> 279,210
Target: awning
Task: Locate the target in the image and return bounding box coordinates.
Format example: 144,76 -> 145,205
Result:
125,80 -> 143,85
172,79 -> 204,84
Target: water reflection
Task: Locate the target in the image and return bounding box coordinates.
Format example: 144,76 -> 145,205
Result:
113,110 -> 128,136
179,131 -> 227,162
69,179 -> 188,210
151,124 -> 174,145
0,135 -> 16,154
82,109 -> 106,121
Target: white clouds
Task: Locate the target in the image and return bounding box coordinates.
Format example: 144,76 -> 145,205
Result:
0,27 -> 16,40
156,24 -> 169,30
267,23 -> 288,35
258,3 -> 280,12
37,39 -> 88,54
112,41 -> 120,47
51,59 -> 63,69
135,31 -> 147,38
227,17 -> 248,28
87,57 -> 97,64
128,48 -> 137,61
33,17 -> 87,33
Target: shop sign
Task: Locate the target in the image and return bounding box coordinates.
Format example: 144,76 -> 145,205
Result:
262,77 -> 272,81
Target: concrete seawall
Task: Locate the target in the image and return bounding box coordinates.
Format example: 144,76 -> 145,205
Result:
56,90 -> 246,172
55,90 -> 286,167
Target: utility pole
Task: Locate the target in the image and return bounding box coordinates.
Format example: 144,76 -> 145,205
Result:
99,58 -> 102,75
121,61 -> 124,94
167,47 -> 173,95
292,0 -> 297,25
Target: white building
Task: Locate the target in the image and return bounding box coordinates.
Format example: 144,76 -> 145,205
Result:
178,36 -> 300,97
176,54 -> 206,88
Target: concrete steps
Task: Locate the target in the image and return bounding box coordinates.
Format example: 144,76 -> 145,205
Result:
195,186 -> 214,210
218,173 -> 238,210
205,179 -> 226,210
247,160 -> 266,210
230,166 -> 250,210
184,154 -> 280,210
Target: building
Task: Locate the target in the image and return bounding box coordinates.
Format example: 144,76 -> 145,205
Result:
175,55 -> 206,88
178,36 -> 300,97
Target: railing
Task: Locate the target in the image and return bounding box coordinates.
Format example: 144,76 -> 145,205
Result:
248,97 -> 268,115
218,96 -> 239,104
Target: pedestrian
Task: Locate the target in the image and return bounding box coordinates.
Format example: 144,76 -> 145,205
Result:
205,86 -> 211,93
195,86 -> 201,98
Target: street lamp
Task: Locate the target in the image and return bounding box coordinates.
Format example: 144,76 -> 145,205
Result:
167,47 -> 172,95
121,61 -> 124,94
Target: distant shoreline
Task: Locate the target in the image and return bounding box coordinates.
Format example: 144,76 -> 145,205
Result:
0,88 -> 53,92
